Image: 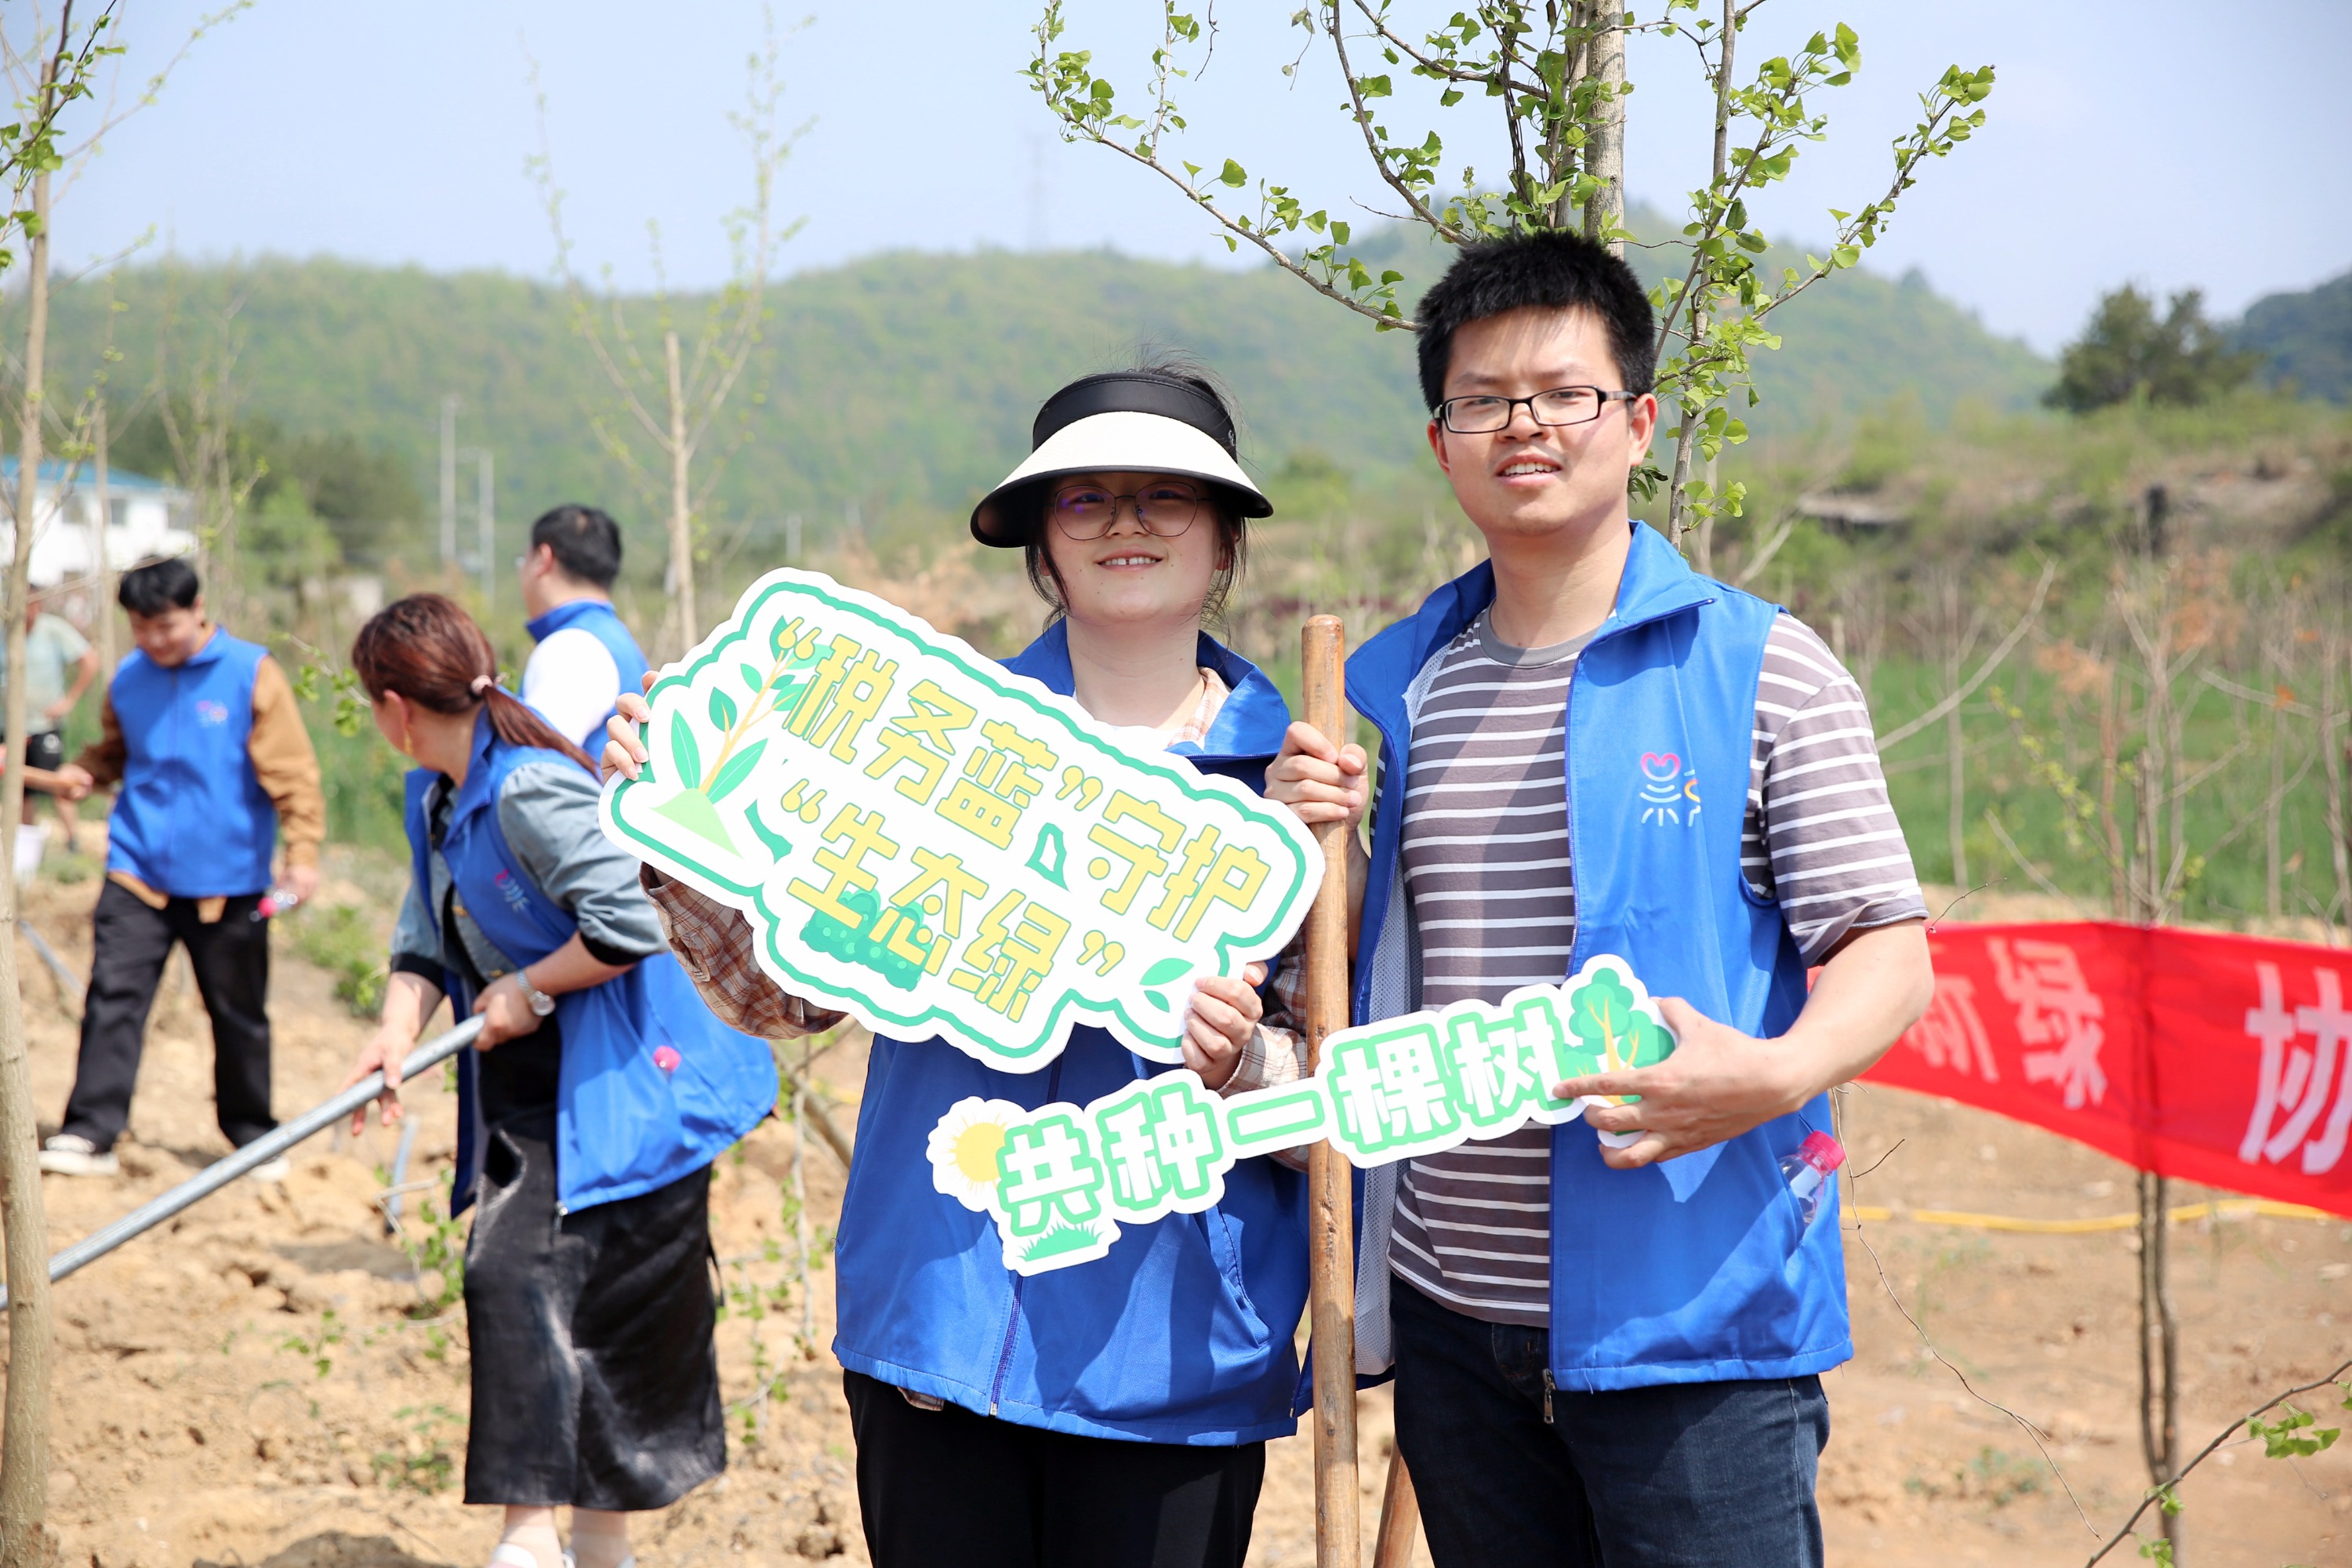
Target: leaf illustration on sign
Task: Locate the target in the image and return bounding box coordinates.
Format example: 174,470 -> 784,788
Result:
602,569 -> 1322,1073
931,955 -> 1684,1275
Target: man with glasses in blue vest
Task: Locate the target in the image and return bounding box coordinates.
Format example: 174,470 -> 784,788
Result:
1265,230 -> 1934,1566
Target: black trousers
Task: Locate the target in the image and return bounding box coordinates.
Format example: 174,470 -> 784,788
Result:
61,880 -> 276,1152
463,1116 -> 726,1510
842,1370 -> 1264,1568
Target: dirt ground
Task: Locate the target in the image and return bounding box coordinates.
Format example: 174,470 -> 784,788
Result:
5,858 -> 2348,1568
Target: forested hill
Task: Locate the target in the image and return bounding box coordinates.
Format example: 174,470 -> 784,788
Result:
31,238 -> 2045,546
2238,267 -> 2352,402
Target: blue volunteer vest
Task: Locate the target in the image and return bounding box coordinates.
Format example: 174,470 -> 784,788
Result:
829,626 -> 1312,1446
1349,522 -> 1845,1391
404,713 -> 778,1214
526,599 -> 652,740
104,629 -> 280,898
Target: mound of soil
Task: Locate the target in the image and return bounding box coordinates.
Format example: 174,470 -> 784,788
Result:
7,861 -> 2347,1566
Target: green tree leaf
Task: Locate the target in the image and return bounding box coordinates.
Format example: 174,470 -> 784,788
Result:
1139,957 -> 1192,986
741,662 -> 766,693
670,711 -> 703,790
706,739 -> 767,804
710,688 -> 739,731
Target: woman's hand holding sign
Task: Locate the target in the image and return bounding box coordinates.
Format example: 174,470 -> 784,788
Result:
601,676 -> 658,782
1181,962 -> 1268,1090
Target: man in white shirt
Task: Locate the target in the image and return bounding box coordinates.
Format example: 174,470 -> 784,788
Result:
517,505 -> 649,752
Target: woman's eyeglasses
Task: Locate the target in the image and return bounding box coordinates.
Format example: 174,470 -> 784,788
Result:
1047,480 -> 1205,541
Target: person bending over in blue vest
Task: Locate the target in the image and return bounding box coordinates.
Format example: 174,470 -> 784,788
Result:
1265,231 -> 1936,1566
338,593 -> 777,1568
604,364 -> 1315,1568
518,503 -> 650,752
42,556 -> 325,1181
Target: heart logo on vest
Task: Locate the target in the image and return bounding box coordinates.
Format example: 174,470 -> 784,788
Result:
1637,750 -> 1699,827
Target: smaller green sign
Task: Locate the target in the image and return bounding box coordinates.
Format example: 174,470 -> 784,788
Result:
930,956 -> 1678,1275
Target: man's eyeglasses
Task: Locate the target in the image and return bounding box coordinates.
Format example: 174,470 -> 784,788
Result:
1436,386 -> 1639,434
1047,480 -> 1205,541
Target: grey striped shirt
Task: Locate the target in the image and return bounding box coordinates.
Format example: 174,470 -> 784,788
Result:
1389,609 -> 1925,1325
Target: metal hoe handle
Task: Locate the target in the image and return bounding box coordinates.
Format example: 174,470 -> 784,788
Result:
0,1016 -> 485,1308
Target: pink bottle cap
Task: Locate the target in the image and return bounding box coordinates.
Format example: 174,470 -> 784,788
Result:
1798,1131 -> 1846,1174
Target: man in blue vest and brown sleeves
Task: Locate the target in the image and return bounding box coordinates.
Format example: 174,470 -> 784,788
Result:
43,556 -> 325,1180
1265,232 -> 1935,1565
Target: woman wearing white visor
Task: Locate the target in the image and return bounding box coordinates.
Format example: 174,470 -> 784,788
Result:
606,363 -> 1318,1568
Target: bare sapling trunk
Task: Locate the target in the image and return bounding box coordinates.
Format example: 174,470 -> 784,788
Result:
2136,1166 -> 2185,1557
0,157 -> 57,1568
2326,630 -> 2352,944
2120,566 -> 2186,1560
1945,662 -> 1968,890
666,328 -> 695,647
1664,0 -> 1736,548
1936,571 -> 1984,893
2263,622 -> 2291,924
1578,4 -> 1624,256
91,397 -> 112,673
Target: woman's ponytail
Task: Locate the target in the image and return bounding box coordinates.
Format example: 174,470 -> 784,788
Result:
351,593 -> 600,774
481,683 -> 596,771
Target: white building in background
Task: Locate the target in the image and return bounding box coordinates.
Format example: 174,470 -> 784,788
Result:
0,456 -> 197,590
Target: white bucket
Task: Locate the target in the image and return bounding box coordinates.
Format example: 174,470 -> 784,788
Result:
12,822 -> 49,888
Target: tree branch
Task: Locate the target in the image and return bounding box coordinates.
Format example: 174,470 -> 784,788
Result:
1876,560 -> 2056,750
1325,5 -> 1468,243
2084,1359 -> 2352,1566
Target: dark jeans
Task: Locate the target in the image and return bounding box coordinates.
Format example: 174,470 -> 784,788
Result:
1390,1279 -> 1828,1568
61,880 -> 276,1152
843,1370 -> 1264,1568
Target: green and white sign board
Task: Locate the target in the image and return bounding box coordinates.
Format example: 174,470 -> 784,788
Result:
601,569 -> 1322,1073
930,956 -> 1678,1273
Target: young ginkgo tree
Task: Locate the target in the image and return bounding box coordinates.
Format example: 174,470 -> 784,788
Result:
1027,2 -> 1993,546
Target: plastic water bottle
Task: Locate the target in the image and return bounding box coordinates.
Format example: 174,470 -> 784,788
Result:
1779,1131 -> 1846,1228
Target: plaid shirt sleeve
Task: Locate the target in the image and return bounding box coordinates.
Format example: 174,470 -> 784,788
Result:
641,866 -> 846,1040
1218,929 -> 1312,1098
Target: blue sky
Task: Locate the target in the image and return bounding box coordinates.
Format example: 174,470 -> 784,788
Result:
51,0 -> 2352,354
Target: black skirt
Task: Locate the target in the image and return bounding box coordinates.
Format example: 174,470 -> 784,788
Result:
462,1113 -> 726,1509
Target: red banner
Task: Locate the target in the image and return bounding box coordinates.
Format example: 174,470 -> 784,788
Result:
1864,922 -> 2352,1218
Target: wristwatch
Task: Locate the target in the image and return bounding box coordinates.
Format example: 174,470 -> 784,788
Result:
516,969 -> 557,1018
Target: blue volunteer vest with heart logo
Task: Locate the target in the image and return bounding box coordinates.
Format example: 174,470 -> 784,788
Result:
1350,521 -> 1844,1392
404,712 -> 778,1215
103,628 -> 279,898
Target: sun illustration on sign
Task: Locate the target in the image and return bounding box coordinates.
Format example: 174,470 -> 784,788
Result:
928,1098 -> 1024,1210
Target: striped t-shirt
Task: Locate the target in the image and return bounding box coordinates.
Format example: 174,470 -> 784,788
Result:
1388,608 -> 1926,1326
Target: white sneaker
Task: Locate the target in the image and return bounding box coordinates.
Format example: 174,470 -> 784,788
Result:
245,1153 -> 291,1183
38,1134 -> 118,1177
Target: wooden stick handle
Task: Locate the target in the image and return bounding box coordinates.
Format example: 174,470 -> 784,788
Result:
1373,1450 -> 1421,1568
1301,614 -> 1360,1568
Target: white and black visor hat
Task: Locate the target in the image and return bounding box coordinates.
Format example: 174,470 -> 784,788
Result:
970,370 -> 1272,547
